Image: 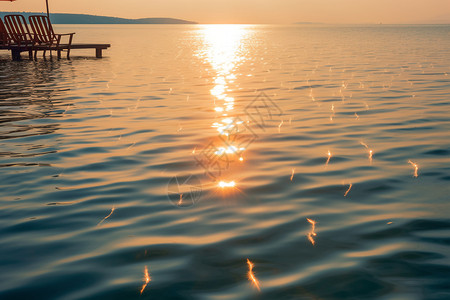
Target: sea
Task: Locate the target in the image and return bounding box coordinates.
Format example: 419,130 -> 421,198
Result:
0,24 -> 449,300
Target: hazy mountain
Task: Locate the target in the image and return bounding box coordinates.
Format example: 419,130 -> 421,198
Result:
0,12 -> 197,24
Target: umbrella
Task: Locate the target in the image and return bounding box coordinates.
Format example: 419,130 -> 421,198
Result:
1,0 -> 50,18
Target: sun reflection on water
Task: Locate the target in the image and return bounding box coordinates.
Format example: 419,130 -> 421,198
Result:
197,25 -> 252,184
200,25 -> 249,76
218,180 -> 236,188
200,25 -> 249,120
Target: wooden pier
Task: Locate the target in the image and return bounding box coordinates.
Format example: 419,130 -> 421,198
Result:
1,14 -> 111,60
0,43 -> 111,60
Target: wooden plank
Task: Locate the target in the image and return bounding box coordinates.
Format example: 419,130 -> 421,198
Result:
69,44 -> 111,49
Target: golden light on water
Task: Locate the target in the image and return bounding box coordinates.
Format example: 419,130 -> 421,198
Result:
201,25 -> 248,122
329,103 -> 336,121
200,25 -> 248,75
278,120 -> 284,132
140,265 -> 151,295
246,259 -> 261,292
360,141 -> 373,164
197,25 -> 251,185
325,150 -> 332,167
344,183 -> 353,197
214,146 -> 245,156
307,218 -> 317,246
218,181 -> 236,188
1,18 -> 449,300
408,160 -> 419,178
97,206 -> 115,227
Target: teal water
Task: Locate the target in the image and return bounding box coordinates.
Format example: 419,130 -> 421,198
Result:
0,25 -> 449,300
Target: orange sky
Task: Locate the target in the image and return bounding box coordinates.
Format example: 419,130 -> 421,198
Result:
2,0 -> 450,24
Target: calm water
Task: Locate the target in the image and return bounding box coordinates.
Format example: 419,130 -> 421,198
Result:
0,24 -> 449,300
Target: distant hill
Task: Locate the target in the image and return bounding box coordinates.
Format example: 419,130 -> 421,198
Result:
0,12 -> 197,24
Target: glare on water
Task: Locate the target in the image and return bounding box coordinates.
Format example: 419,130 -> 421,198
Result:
197,25 -> 251,183
140,266 -> 151,295
344,183 -> 353,197
408,160 -> 419,178
97,206 -> 115,227
325,150 -> 332,167
307,218 -> 317,246
247,258 -> 261,292
218,181 -> 236,188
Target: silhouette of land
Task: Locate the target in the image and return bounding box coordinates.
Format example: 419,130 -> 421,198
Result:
0,12 -> 197,24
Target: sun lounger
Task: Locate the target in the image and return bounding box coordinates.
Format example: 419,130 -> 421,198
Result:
29,15 -> 75,59
0,18 -> 11,47
3,14 -> 34,59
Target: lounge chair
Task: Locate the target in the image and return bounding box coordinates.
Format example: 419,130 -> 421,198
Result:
3,14 -> 110,60
0,18 -> 11,47
3,14 -> 35,59
29,15 -> 75,59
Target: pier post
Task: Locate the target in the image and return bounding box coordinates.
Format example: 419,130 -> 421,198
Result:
96,48 -> 102,58
11,49 -> 21,61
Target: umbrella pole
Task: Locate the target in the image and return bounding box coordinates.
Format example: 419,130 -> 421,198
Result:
46,0 -> 49,18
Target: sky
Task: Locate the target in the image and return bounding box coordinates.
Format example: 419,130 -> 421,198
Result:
2,0 -> 450,24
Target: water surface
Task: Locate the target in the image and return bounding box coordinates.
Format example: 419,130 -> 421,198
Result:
0,24 -> 449,300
